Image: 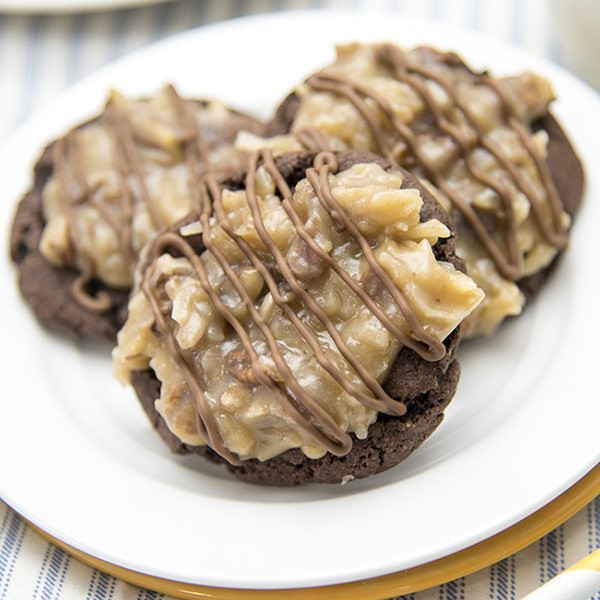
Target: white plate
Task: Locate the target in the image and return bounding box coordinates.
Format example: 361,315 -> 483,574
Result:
1,10 -> 599,591
0,0 -> 173,14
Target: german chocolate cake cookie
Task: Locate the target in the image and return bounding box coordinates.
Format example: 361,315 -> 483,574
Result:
10,85 -> 264,339
113,150 -> 484,485
251,44 -> 584,337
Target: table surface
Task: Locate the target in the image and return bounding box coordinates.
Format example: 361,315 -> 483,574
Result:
0,0 -> 598,598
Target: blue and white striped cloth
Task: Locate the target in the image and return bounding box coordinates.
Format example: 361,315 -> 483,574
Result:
0,0 -> 598,598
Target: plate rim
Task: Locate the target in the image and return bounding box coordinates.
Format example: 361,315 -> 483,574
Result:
17,463 -> 600,598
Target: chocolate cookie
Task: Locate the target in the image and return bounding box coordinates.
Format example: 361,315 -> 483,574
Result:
10,86 -> 265,339
114,151 -> 484,485
131,350 -> 460,485
260,44 -> 585,337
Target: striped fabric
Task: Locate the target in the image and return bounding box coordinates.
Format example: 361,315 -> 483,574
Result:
0,0 -> 597,598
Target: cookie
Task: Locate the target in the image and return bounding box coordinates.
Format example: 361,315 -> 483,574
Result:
256,44 -> 585,337
114,151 -> 484,485
10,85 -> 265,339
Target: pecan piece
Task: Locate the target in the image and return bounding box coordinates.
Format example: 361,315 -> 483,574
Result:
225,349 -> 259,385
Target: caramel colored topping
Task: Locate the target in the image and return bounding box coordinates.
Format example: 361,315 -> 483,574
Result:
53,137 -> 112,311
115,152 -> 483,462
304,45 -> 567,280
259,43 -> 571,337
40,86 -> 260,311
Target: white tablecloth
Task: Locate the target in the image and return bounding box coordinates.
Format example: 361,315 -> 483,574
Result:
0,0 -> 598,598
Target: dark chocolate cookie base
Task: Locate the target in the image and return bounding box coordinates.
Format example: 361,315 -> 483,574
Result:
10,105 -> 265,340
130,151 -> 463,485
132,350 -> 459,486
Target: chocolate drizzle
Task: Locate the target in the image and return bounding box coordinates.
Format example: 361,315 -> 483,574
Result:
167,84 -> 213,180
294,126 -> 329,151
53,137 -> 112,311
51,88 -> 211,312
140,147 -> 453,462
304,44 -> 568,280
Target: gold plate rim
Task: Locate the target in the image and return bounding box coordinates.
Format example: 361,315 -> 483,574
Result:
18,463 -> 600,600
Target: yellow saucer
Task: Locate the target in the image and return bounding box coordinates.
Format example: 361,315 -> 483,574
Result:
23,463 -> 600,599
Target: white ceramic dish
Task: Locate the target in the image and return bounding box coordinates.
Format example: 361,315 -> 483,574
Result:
0,0 -> 173,13
0,10 -> 599,591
